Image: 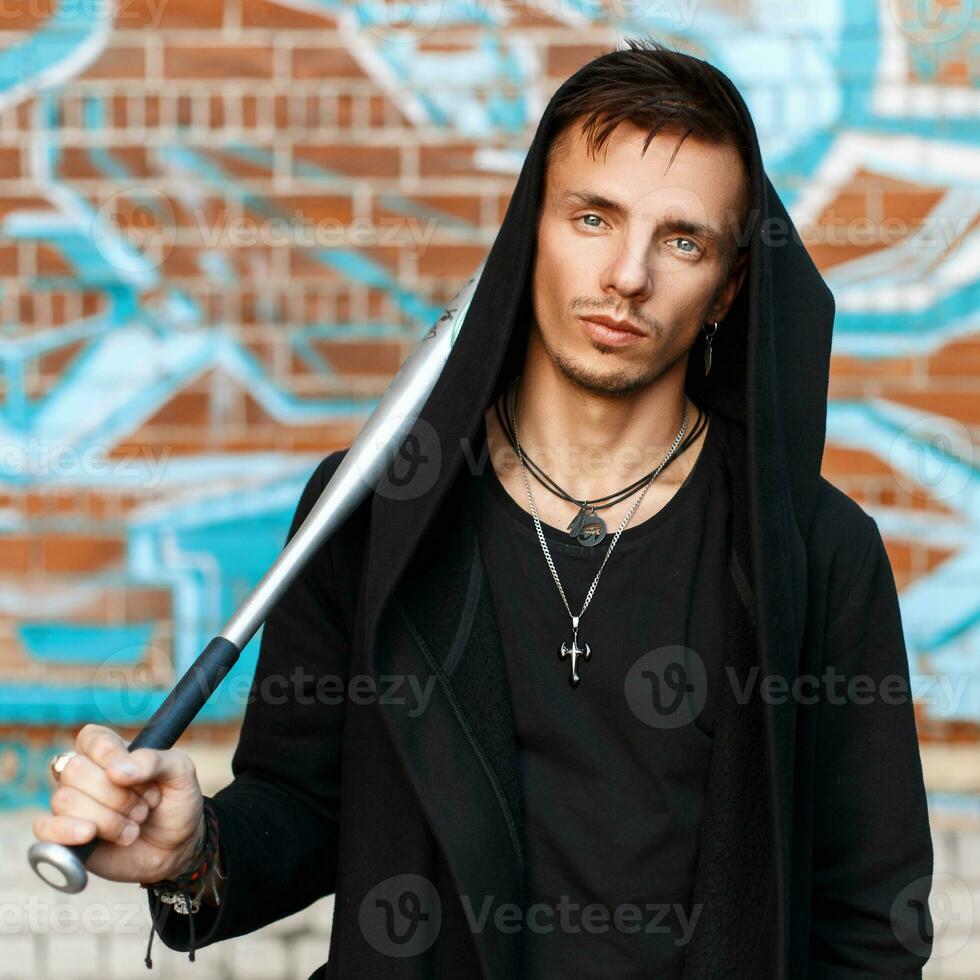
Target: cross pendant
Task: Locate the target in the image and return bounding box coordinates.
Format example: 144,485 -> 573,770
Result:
558,615 -> 591,687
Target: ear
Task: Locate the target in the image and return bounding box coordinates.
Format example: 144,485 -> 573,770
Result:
706,249 -> 749,323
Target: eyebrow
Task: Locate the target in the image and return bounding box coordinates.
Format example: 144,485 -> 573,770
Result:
558,189 -> 726,246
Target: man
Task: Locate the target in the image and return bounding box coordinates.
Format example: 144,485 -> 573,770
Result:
35,38 -> 934,978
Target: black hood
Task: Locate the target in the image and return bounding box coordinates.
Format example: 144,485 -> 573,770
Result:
367,46 -> 835,625
364,50 -> 837,974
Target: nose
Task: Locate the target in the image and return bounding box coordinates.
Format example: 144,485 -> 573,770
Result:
599,236 -> 653,302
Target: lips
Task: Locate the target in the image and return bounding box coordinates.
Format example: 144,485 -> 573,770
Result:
579,315 -> 645,337
579,315 -> 646,348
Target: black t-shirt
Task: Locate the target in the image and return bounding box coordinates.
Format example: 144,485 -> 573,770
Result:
464,409 -> 732,979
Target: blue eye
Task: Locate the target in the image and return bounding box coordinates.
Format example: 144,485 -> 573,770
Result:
672,237 -> 701,255
578,213 -> 604,228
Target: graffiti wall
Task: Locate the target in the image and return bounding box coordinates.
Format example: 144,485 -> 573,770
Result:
0,0 -> 976,826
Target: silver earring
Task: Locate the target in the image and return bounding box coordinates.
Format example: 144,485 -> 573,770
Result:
703,321 -> 719,376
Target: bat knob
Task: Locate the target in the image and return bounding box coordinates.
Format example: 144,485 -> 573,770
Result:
28,841 -> 89,893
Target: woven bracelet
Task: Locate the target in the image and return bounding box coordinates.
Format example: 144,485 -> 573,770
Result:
139,801 -> 222,914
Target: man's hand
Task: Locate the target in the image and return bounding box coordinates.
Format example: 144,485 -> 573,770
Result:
32,723 -> 206,884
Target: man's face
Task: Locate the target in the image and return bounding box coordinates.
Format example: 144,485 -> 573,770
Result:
531,119 -> 750,397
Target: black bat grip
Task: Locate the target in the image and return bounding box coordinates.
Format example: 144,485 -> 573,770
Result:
28,635 -> 241,894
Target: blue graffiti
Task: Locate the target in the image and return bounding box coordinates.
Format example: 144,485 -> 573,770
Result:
0,0 -> 976,822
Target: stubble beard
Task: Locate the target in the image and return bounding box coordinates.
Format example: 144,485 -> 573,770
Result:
540,324 -> 683,398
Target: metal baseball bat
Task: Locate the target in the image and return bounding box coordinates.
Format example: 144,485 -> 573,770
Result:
28,260 -> 486,894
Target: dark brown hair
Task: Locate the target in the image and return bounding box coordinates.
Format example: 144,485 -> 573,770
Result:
546,37 -> 754,270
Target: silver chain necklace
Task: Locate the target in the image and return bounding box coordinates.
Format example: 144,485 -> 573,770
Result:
508,380 -> 691,687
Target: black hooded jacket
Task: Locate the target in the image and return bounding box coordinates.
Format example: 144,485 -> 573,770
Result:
144,51 -> 934,979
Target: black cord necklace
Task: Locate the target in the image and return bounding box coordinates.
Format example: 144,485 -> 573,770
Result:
492,380 -> 709,547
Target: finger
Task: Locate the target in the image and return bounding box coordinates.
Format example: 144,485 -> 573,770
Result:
33,813 -> 98,846
50,785 -> 143,846
141,783 -> 162,809
74,724 -> 153,790
105,747 -> 197,792
75,723 -> 128,766
74,724 -> 189,794
55,753 -> 149,817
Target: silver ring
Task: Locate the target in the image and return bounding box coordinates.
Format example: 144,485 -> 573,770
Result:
49,751 -> 77,782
